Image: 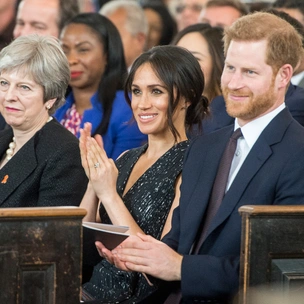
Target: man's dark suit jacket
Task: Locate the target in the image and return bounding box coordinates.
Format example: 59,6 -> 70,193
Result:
203,84 -> 304,134
156,109 -> 304,302
0,119 -> 88,207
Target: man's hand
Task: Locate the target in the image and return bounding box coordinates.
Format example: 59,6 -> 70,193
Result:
112,233 -> 183,281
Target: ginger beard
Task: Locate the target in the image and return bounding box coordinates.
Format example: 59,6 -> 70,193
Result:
222,75 -> 277,122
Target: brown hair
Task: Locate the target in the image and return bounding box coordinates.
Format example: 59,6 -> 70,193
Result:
223,11 -> 304,72
172,23 -> 224,101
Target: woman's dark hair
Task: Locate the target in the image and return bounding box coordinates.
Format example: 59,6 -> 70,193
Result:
172,23 -> 224,102
141,1 -> 177,46
272,0 -> 304,17
124,45 -> 209,142
64,13 -> 127,135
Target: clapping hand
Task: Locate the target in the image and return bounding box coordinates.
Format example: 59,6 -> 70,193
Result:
79,122 -> 118,202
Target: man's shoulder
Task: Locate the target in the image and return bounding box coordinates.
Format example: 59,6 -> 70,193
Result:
187,126 -> 233,161
286,84 -> 304,108
194,125 -> 232,144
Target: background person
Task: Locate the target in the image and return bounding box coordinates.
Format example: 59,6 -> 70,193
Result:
272,0 -> 304,25
272,0 -> 304,88
172,23 -> 225,135
198,0 -> 249,28
172,23 -> 224,103
0,0 -> 19,51
99,0 -> 148,69
173,0 -> 208,31
13,0 -> 79,38
80,45 -> 208,303
54,13 -> 146,160
0,34 -> 87,207
141,1 -> 177,50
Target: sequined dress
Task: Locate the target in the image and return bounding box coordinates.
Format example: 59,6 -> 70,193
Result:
82,140 -> 189,303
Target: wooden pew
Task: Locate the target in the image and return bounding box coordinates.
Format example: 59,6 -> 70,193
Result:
0,207 -> 86,304
238,205 -> 304,304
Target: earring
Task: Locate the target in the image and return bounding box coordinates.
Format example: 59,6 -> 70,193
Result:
46,104 -> 51,110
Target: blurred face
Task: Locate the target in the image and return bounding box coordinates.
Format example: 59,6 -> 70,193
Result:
0,0 -> 17,32
221,40 -> 281,126
176,32 -> 212,98
131,63 -> 185,137
144,8 -> 163,50
60,23 -> 107,92
175,0 -> 207,31
107,9 -> 145,68
0,69 -> 54,131
13,0 -> 59,38
0,0 -> 14,10
199,6 -> 241,28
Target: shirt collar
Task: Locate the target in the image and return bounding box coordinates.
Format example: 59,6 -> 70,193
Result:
234,103 -> 286,149
291,71 -> 304,85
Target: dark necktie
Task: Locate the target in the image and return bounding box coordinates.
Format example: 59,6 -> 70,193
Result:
164,128 -> 242,304
193,128 -> 243,253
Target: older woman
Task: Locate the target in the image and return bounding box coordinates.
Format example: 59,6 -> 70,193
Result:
0,34 -> 88,208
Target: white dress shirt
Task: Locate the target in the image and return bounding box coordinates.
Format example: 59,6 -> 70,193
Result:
226,103 -> 286,192
291,71 -> 304,86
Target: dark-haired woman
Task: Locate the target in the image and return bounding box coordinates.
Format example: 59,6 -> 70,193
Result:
172,23 -> 224,103
54,13 -> 147,160
141,1 -> 177,50
80,45 -> 209,303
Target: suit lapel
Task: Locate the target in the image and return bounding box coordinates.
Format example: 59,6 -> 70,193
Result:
207,136 -> 272,236
201,108 -> 293,244
179,127 -> 234,253
0,135 -> 37,205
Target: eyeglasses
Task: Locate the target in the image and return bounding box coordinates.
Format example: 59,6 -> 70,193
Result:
176,4 -> 203,14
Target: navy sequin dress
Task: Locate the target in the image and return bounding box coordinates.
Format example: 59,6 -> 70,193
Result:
82,140 -> 189,303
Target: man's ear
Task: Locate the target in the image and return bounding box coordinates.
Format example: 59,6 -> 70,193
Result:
136,32 -> 146,48
277,64 -> 293,89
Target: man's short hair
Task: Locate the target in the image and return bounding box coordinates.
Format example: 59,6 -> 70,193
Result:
223,12 -> 304,72
205,0 -> 249,16
99,0 -> 148,36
